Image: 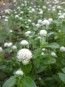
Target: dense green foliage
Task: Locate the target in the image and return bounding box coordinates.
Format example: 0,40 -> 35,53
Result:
0,0 -> 65,87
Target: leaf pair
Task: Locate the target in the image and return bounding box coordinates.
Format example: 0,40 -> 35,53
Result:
2,76 -> 37,87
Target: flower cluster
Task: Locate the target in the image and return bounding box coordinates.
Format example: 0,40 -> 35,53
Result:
17,48 -> 32,65
0,0 -> 65,87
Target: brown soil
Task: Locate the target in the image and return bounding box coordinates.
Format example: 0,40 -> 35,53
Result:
0,0 -> 13,15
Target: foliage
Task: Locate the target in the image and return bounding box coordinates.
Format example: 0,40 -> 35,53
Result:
0,0 -> 65,87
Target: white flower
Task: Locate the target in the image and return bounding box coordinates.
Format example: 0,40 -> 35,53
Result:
3,3 -> 6,6
61,2 -> 65,5
41,52 -> 44,55
42,19 -> 50,25
63,13 -> 65,17
17,48 -> 32,63
22,59 -> 30,65
52,8 -> 56,12
60,46 -> 65,52
39,30 -> 47,36
17,7 -> 20,10
59,15 -> 64,19
31,8 -> 35,12
36,24 -> 40,27
57,6 -> 61,9
12,45 -> 17,50
48,18 -> 53,23
38,36 -> 41,39
0,47 -> 3,53
42,48 -> 46,51
15,70 -> 24,76
20,11 -> 23,14
19,17 -> 23,20
20,40 -> 28,46
42,6 -> 46,9
25,31 -> 31,36
28,19 -> 31,22
5,9 -> 10,14
4,18 -> 8,22
8,42 -> 13,47
29,8 -> 35,13
21,3 -> 24,6
58,12 -> 62,16
38,19 -> 43,24
13,0 -> 16,2
26,26 -> 29,28
4,42 -> 13,47
32,23 -> 35,26
51,52 -> 57,57
9,30 -> 13,33
15,15 -> 19,18
4,43 -> 8,47
39,10 -> 43,14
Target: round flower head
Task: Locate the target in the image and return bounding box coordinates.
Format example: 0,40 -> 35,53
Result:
42,48 -> 46,51
4,43 -> 8,47
38,19 -> 43,24
5,9 -> 10,14
4,18 -> 8,22
9,30 -> 13,33
39,30 -> 47,36
48,18 -> 53,23
12,45 -> 17,50
22,59 -> 30,65
15,15 -> 19,18
25,31 -> 31,36
4,42 -> 12,47
0,47 -> 3,53
60,46 -> 65,52
8,42 -> 13,47
42,19 -> 50,25
17,48 -> 32,61
36,24 -> 40,27
51,52 -> 57,57
20,40 -> 28,46
41,52 -> 44,56
15,70 -> 24,76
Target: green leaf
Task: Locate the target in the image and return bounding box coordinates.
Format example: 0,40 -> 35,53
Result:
46,43 -> 60,49
62,67 -> 65,73
36,65 -> 47,73
58,73 -> 65,83
44,56 -> 56,64
48,32 -> 57,37
0,72 -> 6,79
21,63 -> 32,74
2,76 -> 16,87
22,76 -> 37,87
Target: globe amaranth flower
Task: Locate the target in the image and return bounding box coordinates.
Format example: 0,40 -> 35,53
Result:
39,30 -> 47,36
39,30 -> 47,44
60,46 -> 65,52
38,19 -> 43,24
42,19 -> 50,25
48,18 -> 53,23
25,31 -> 31,36
5,9 -> 10,14
17,48 -> 32,65
4,42 -> 13,47
15,70 -> 24,76
22,58 -> 30,65
0,47 -> 3,53
12,45 -> 17,50
20,40 -> 28,46
41,52 -> 44,56
51,52 -> 57,57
